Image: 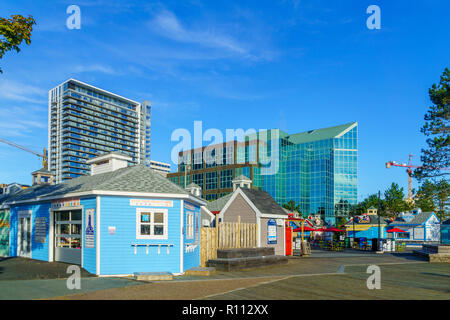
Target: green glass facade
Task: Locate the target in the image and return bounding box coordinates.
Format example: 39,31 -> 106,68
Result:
168,123 -> 358,224
255,124 -> 357,224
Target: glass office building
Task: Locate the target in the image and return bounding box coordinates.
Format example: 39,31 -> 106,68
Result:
48,79 -> 151,183
168,123 -> 358,224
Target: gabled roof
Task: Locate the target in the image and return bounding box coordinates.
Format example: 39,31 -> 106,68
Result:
5,165 -> 205,205
389,212 -> 438,226
240,188 -> 287,216
233,175 -> 251,181
207,193 -> 233,212
186,183 -> 200,189
287,122 -> 357,144
32,168 -> 52,175
345,215 -> 389,226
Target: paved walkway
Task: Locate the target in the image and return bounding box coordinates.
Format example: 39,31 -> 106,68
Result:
0,277 -> 144,300
2,251 -> 445,300
51,252 -> 435,300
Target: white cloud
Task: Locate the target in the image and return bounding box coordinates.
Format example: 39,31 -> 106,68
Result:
0,80 -> 46,104
149,10 -> 247,55
0,105 -> 47,138
73,64 -> 117,75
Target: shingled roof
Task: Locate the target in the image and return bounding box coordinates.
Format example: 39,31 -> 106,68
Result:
390,212 -> 437,226
5,165 -> 199,205
207,193 -> 233,212
240,188 -> 287,216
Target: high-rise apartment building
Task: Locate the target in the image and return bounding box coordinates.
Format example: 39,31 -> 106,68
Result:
167,122 -> 358,224
48,79 -> 151,183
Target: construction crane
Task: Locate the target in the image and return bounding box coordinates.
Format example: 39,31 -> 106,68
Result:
0,138 -> 48,169
386,154 -> 450,202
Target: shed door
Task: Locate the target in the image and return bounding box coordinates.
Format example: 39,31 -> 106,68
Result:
285,227 -> 293,256
18,216 -> 31,258
54,210 -> 82,264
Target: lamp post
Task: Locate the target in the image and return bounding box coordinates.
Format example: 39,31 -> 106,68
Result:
352,210 -> 356,248
378,191 -> 381,251
184,163 -> 191,188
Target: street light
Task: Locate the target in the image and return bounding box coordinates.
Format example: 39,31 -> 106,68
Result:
352,209 -> 356,248
377,190 -> 381,251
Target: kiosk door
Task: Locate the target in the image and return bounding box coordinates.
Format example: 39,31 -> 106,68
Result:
18,215 -> 31,258
54,210 -> 82,264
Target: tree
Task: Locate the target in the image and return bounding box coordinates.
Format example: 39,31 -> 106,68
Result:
353,193 -> 387,216
282,200 -> 301,215
415,180 -> 437,212
414,68 -> 450,180
0,14 -> 36,73
434,179 -> 450,221
384,183 -> 412,218
415,179 -> 449,221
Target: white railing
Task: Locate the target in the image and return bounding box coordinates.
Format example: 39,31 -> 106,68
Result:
131,243 -> 174,255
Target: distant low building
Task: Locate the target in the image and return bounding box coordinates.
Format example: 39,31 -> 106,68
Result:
343,207 -> 389,239
0,183 -> 29,195
388,211 -> 440,243
149,160 -> 171,177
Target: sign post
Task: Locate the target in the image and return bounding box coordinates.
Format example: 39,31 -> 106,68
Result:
267,219 -> 277,244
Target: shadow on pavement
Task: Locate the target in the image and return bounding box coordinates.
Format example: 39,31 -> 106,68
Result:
0,257 -> 94,281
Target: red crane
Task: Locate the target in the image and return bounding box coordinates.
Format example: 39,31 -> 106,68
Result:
386,154 -> 450,202
385,155 -> 419,202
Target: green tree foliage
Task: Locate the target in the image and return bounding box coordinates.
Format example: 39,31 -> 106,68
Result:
434,179 -> 450,221
415,179 -> 449,221
384,183 -> 412,218
282,200 -> 301,215
351,194 -> 386,216
415,180 -> 438,213
0,14 -> 36,73
415,68 -> 450,180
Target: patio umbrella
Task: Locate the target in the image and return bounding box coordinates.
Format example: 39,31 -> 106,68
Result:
386,227 -> 406,233
294,226 -> 316,232
325,227 -> 346,232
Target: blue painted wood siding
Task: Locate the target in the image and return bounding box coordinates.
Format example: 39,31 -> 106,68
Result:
9,202 -> 51,261
99,196 -> 183,275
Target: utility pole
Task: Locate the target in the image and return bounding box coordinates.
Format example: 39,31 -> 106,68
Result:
378,190 -> 382,251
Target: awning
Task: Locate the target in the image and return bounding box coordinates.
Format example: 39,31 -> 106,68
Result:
293,226 -> 316,232
325,227 -> 346,232
387,227 -> 406,233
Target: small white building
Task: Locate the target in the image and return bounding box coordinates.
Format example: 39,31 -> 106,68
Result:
389,211 -> 441,243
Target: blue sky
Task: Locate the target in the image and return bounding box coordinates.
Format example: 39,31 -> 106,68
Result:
0,0 -> 449,200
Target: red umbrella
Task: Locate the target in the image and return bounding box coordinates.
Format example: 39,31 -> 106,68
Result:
294,226 -> 316,232
387,227 -> 406,233
325,227 -> 346,232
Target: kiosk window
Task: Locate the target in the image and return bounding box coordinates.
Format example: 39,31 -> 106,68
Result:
136,208 -> 168,240
186,212 -> 194,239
55,210 -> 82,249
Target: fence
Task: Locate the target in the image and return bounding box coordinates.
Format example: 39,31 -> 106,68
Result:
218,221 -> 257,249
200,218 -> 258,267
200,227 -> 217,267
